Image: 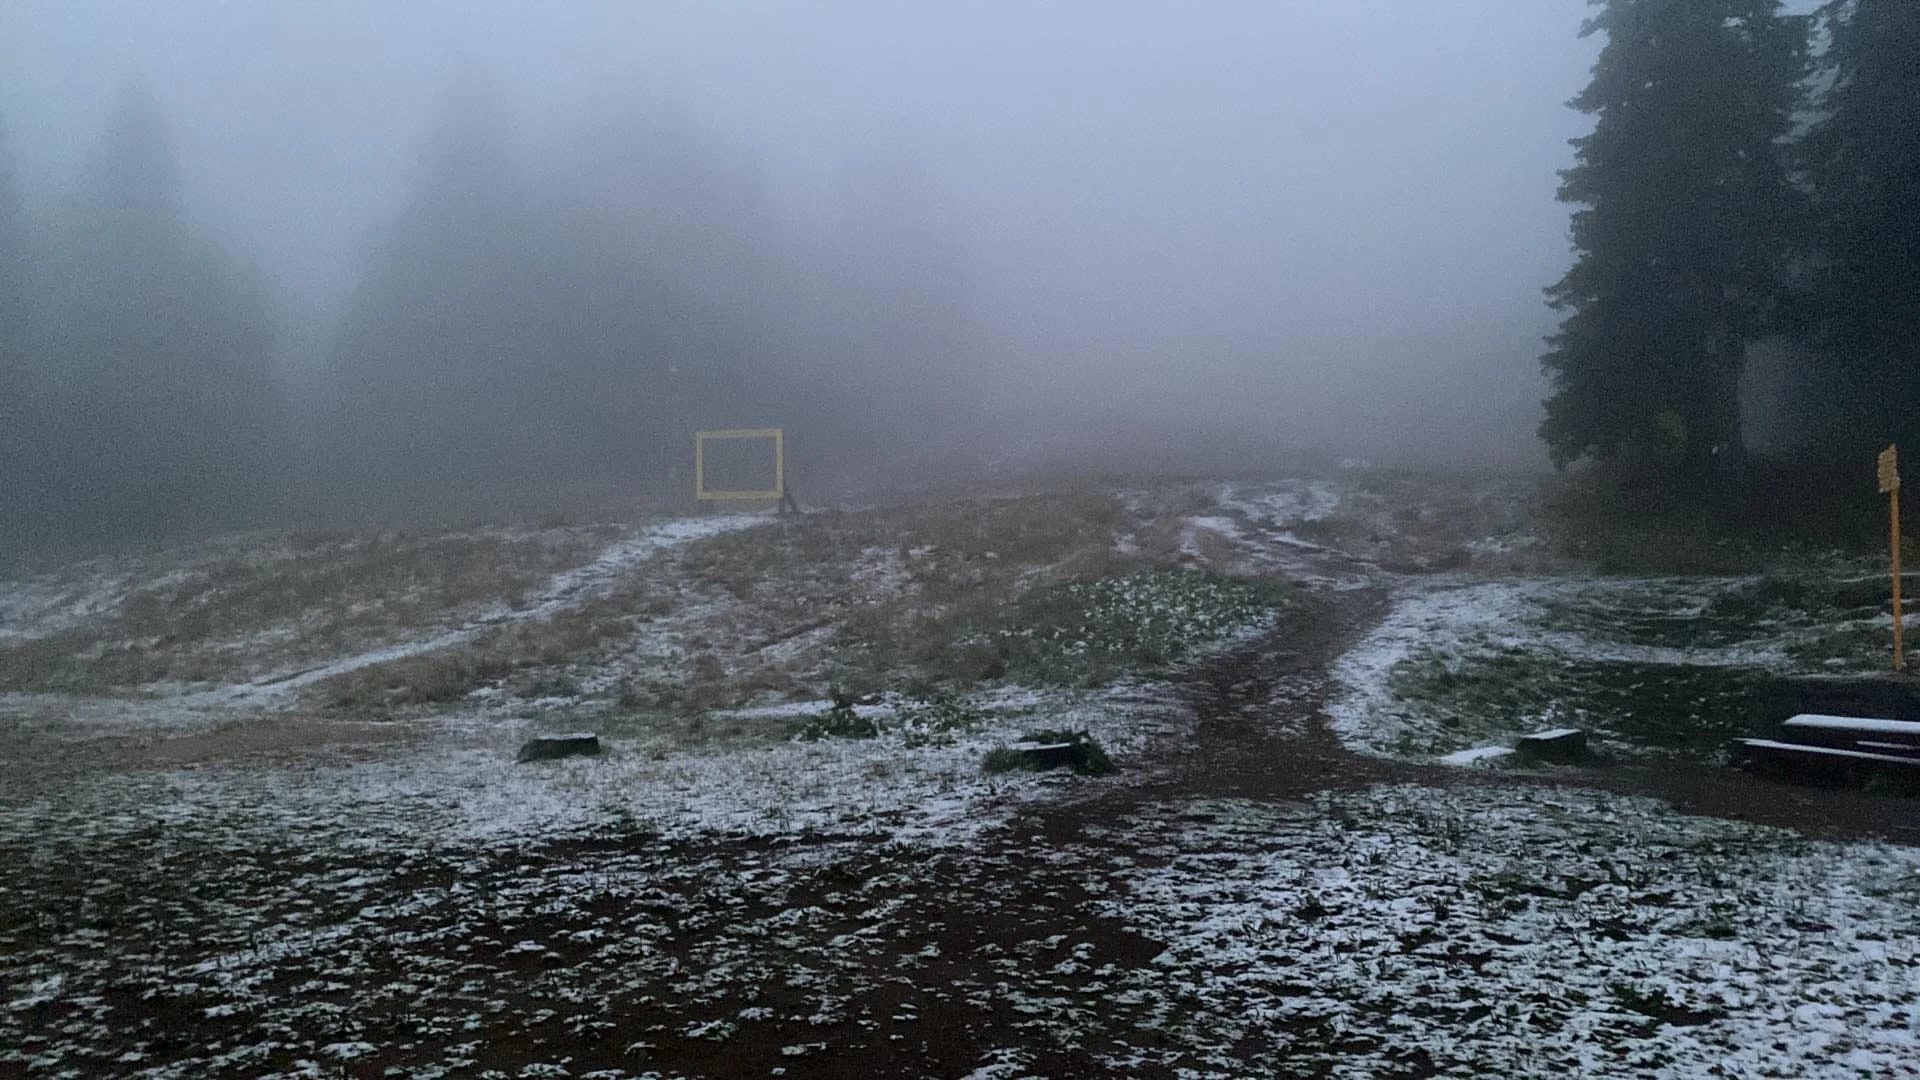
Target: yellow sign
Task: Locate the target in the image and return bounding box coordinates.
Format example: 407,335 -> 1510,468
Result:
695,428 -> 785,502
1880,445 -> 1901,494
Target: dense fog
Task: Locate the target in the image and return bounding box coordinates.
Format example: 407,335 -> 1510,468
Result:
1,1 -> 1607,554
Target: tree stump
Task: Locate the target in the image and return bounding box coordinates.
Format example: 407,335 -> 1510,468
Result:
1514,727 -> 1588,764
1008,740 -> 1079,771
516,732 -> 602,763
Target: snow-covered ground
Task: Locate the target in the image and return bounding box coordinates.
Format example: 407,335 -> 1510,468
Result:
0,565 -> 137,644
1094,784 -> 1920,1077
6,473 -> 1918,1077
1216,477 -> 1341,528
0,486 -> 1263,1076
1,683 -> 1185,852
0,512 -> 770,735
216,513 -> 769,709
1327,565 -> 1904,762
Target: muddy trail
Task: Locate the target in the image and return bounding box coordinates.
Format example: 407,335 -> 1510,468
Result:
635,570 -> 1920,1079
617,585 -> 1418,1079
11,546 -> 1919,1078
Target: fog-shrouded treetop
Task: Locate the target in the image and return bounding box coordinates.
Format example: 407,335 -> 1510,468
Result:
0,2 -> 1606,480
1794,0 -> 1920,458
1541,0 -> 1808,493
26,85 -> 285,549
12,0 -> 1911,555
0,110 -> 30,553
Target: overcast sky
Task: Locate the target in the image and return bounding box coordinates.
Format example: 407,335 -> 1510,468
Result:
2,1 -> 1612,468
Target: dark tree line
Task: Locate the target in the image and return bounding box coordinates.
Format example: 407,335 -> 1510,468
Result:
0,112 -> 29,555
3,79 -> 982,558
3,89 -> 285,556
1544,0 -> 1920,504
1796,0 -> 1920,458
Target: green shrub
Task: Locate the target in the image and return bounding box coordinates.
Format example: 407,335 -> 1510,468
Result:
981,747 -> 1030,774
983,570 -> 1293,686
796,701 -> 881,741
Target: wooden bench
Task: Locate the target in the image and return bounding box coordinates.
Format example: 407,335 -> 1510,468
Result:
1779,714 -> 1920,753
1738,714 -> 1920,786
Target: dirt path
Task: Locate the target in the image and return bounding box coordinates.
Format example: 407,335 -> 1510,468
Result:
636,571 -> 1920,1078
11,541 -> 1919,1077
609,585 -> 1407,1079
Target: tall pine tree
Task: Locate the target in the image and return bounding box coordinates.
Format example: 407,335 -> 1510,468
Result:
0,110 -> 31,556
1798,0 -> 1920,453
1542,0 -> 1807,493
325,83 -> 796,515
821,143 -> 980,454
39,85 -> 285,547
321,77 -> 555,514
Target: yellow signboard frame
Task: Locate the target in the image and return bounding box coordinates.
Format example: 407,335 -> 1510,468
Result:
695,428 -> 784,502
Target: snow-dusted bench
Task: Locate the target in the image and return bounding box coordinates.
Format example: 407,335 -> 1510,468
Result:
1779,714 -> 1920,755
1738,714 -> 1920,784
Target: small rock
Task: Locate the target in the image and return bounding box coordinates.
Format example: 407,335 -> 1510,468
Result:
516,732 -> 602,763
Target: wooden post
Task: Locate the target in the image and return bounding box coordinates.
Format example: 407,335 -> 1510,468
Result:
1893,485 -> 1905,672
1880,445 -> 1904,671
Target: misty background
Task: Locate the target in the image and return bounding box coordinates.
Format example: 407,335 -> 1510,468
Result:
2,1 -> 1611,555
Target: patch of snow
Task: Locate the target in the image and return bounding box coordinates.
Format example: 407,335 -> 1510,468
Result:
716,700 -> 894,722
1326,576 -> 1813,758
520,513 -> 765,623
1784,714 -> 1920,736
849,546 -> 912,593
1097,785 -> 1920,1077
127,512 -> 774,720
0,567 -> 136,643
1438,745 -> 1512,766
3,683 -> 1188,852
1215,479 -> 1341,528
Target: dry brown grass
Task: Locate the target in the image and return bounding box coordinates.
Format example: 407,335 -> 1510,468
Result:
304,605 -> 644,718
308,646 -> 516,716
0,525 -> 620,694
462,489 -> 1146,714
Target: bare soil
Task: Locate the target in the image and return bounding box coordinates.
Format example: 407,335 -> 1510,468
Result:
7,481 -> 1918,1078
616,575 -> 1920,1079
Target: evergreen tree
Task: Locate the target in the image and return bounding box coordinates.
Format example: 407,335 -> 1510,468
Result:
1541,0 -> 1808,492
326,84 -> 792,515
821,143 -> 980,452
1798,0 -> 1920,452
39,85 -> 285,546
322,77 -> 558,514
541,102 -> 776,493
0,111 -> 31,553
323,80 -> 985,518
